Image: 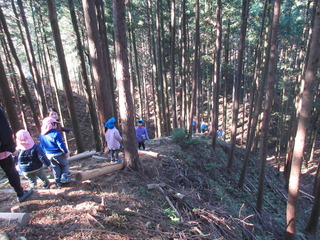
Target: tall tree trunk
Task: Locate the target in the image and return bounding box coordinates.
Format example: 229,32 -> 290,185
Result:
82,0 -> 115,145
46,0 -> 84,153
68,0 -> 102,151
0,5 -> 41,132
181,0 -> 187,129
170,0 -> 178,129
227,0 -> 250,168
238,0 -> 270,188
0,57 -> 21,132
256,0 -> 281,212
16,0 -> 48,118
211,0 -> 222,149
188,0 -> 200,136
287,0 -> 320,237
113,0 -> 140,170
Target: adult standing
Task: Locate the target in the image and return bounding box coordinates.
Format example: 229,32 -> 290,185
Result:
0,106 -> 33,202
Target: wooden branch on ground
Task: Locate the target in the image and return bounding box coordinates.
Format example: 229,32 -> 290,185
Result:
0,213 -> 31,225
0,188 -> 66,195
158,187 -> 181,218
68,151 -> 97,162
92,155 -> 109,161
75,162 -> 124,181
138,150 -> 160,158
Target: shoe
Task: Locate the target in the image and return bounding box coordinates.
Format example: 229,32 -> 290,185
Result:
60,177 -> 71,183
18,189 -> 33,202
55,182 -> 62,188
111,159 -> 115,163
43,182 -> 51,189
115,158 -> 122,163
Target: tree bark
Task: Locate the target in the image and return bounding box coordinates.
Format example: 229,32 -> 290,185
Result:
211,0 -> 222,149
68,0 -> 102,152
82,0 -> 115,141
113,0 -> 140,170
227,0 -> 250,168
289,0 -> 320,237
0,5 -> 41,132
256,0 -> 281,212
46,0 -> 84,153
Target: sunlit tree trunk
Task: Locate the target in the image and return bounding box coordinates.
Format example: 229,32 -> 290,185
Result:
211,0 -> 222,149
46,0 -> 84,153
113,0 -> 140,170
287,0 -> 320,237
170,0 -> 178,129
188,0 -> 200,136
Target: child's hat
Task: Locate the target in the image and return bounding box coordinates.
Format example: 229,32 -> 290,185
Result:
105,117 -> 116,129
41,117 -> 60,135
138,119 -> 144,123
16,129 -> 35,150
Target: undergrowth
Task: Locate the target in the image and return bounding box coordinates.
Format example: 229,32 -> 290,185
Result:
170,128 -> 312,239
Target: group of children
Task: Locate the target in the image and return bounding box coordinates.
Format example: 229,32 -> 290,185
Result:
15,108 -> 71,189
16,112 -> 149,189
104,118 -> 149,162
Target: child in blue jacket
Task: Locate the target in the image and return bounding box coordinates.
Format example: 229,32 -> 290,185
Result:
135,119 -> 149,150
39,117 -> 70,188
16,129 -> 54,189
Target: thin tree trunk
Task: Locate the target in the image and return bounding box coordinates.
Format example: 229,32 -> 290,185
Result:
256,0 -> 281,212
287,0 -> 320,237
113,0 -> 140,170
46,0 -> 84,153
0,57 -> 21,132
170,0 -> 178,129
0,5 -> 41,132
212,0 -> 222,149
68,0 -> 102,151
228,0 -> 250,168
16,0 -> 47,118
188,0 -> 200,136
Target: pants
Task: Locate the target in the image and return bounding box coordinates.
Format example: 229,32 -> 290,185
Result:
109,149 -> 119,160
50,154 -> 69,183
23,168 -> 49,187
0,155 -> 24,197
138,141 -> 145,150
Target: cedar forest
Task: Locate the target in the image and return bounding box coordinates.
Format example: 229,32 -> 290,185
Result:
0,0 -> 320,239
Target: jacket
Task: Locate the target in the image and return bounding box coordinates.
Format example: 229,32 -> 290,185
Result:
39,129 -> 68,155
18,144 -> 51,173
135,126 -> 149,142
0,107 -> 16,153
105,128 -> 122,150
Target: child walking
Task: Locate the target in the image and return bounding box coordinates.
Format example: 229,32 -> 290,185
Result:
105,117 -> 122,163
39,117 -> 70,188
135,119 -> 149,150
16,130 -> 54,189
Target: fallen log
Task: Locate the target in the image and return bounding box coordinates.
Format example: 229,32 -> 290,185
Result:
92,155 -> 109,161
75,162 -> 124,182
0,213 -> 31,225
138,150 -> 160,158
68,151 -> 97,162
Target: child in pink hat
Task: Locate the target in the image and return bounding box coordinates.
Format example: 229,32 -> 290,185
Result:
16,130 -> 54,189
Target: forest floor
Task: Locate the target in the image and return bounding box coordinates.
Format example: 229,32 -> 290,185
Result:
0,133 -> 319,240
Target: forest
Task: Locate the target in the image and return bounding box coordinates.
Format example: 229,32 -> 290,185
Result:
0,0 -> 320,239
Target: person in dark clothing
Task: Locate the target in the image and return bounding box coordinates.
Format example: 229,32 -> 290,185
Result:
0,106 -> 33,202
16,129 -> 54,189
